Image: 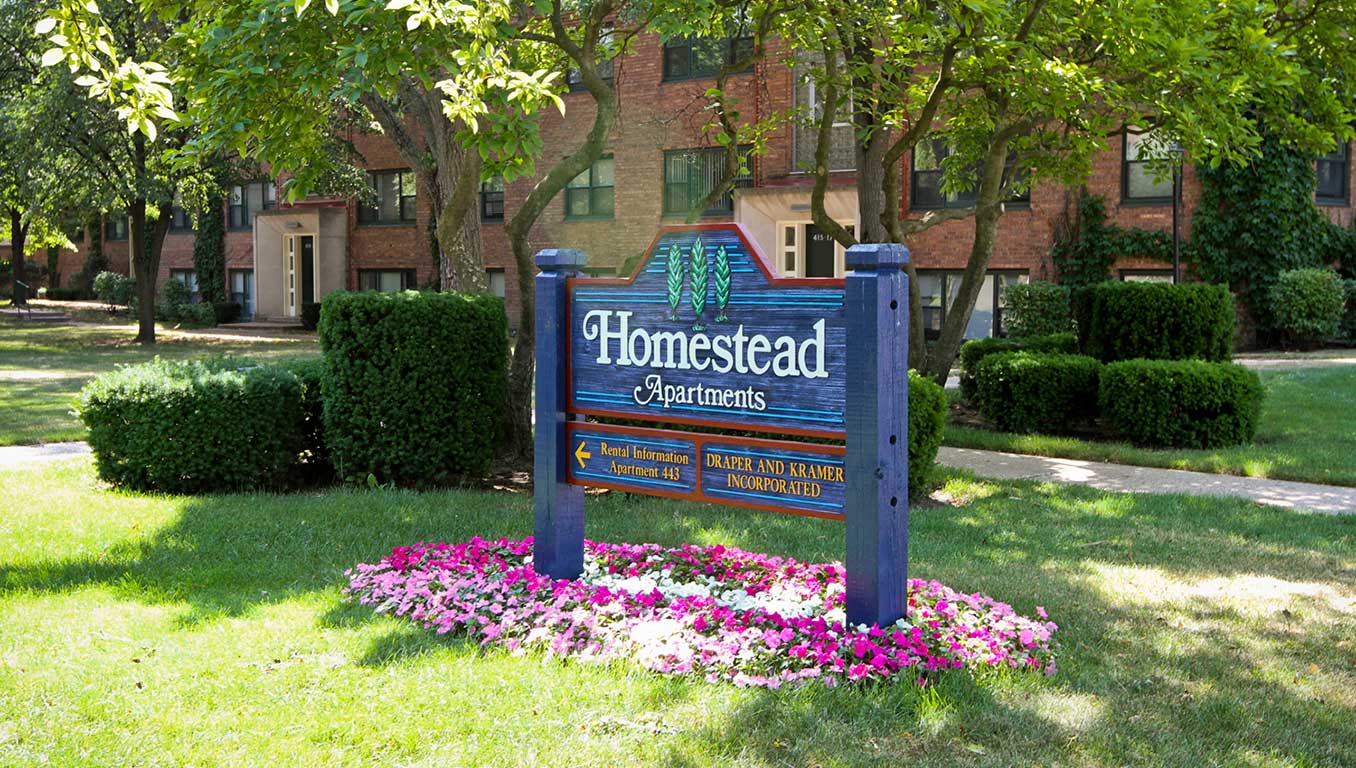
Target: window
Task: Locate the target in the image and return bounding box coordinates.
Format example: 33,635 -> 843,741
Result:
1120,269 -> 1174,283
663,147 -> 753,217
358,269 -> 417,292
486,269 -> 506,299
481,177 -> 505,222
229,181 -> 276,230
168,205 -> 193,232
230,269 -> 254,319
792,61 -> 854,173
567,30 -> 615,92
1122,130 -> 1173,202
169,269 -> 200,303
1317,142 -> 1350,205
358,170 -> 416,225
662,36 -> 754,81
911,138 -> 1030,210
919,270 -> 1028,340
105,214 -> 129,241
565,156 -> 615,219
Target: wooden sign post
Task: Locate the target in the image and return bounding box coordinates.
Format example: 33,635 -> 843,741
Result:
533,224 -> 910,627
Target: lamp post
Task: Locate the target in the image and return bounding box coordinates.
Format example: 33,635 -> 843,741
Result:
1169,142 -> 1185,284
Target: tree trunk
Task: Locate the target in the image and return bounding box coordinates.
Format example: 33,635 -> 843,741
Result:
130,199 -> 171,344
922,135 -> 1013,383
364,86 -> 487,293
7,208 -> 25,305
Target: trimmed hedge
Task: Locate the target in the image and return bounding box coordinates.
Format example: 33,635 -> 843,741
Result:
301,301 -> 322,331
283,358 -> 331,485
1085,281 -> 1234,362
974,352 -> 1102,434
1344,279 -> 1356,341
958,332 -> 1078,401
212,301 -> 242,325
1002,281 -> 1072,338
318,290 -> 508,485
77,359 -> 313,493
908,370 -> 947,492
1099,360 -> 1263,448
1270,268 -> 1344,346
45,288 -> 87,301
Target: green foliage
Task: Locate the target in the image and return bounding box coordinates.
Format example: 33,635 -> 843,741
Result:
1100,360 -> 1263,448
160,277 -> 191,306
973,352 -> 1102,434
1002,281 -> 1072,338
1052,195 -> 1173,288
713,245 -> 731,322
212,301 -> 242,325
907,370 -> 947,493
192,196 -> 226,304
1191,133 -> 1335,332
93,270 -> 134,307
1344,279 -> 1356,341
1269,268 -> 1345,346
1086,282 -> 1234,362
318,290 -> 508,486
76,359 -> 311,493
300,302 -> 322,331
957,332 -> 1078,401
280,357 -> 330,486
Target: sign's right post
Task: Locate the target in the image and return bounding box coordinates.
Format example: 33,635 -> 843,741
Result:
844,243 -> 911,628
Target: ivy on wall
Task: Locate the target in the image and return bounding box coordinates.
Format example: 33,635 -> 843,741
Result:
1191,132 -> 1341,331
1051,193 -> 1174,288
192,197 -> 226,304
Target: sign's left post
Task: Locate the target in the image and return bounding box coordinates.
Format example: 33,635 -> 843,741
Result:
533,248 -> 589,580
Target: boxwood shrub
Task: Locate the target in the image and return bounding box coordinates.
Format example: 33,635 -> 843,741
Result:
957,332 -> 1078,401
45,287 -> 87,301
1085,281 -> 1234,362
1099,360 -> 1263,448
319,290 -> 508,485
77,359 -> 312,493
973,352 -> 1102,434
1270,267 -> 1344,346
1343,279 -> 1356,341
1002,281 -> 1072,338
908,370 -> 947,492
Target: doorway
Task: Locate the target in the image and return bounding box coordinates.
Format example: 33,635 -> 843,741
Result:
776,221 -> 856,277
284,234 -> 317,318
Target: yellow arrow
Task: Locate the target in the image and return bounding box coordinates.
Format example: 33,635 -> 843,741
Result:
575,441 -> 592,470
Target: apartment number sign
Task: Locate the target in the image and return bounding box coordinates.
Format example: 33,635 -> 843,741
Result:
532,223 -> 912,626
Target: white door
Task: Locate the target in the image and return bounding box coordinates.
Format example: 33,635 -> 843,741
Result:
284,236 -> 297,317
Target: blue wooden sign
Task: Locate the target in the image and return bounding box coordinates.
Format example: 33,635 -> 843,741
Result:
534,224 -> 910,627
568,226 -> 847,438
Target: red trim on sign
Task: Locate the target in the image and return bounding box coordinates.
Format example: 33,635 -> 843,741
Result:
565,422 -> 846,522
568,222 -> 847,289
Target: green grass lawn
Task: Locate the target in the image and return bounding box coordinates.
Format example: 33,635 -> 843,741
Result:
0,322 -> 318,446
2,460 -> 1353,766
946,364 -> 1356,487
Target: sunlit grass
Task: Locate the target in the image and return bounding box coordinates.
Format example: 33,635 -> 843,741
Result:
946,365 -> 1356,487
1,459 -> 1352,766
0,323 -> 317,446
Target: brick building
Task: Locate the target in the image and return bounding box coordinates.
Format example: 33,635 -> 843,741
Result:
31,31 -> 1356,336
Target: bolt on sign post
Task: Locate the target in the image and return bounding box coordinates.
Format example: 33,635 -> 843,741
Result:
533,224 -> 910,627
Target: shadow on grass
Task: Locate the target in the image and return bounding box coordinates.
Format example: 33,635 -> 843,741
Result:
1,475 -> 1353,765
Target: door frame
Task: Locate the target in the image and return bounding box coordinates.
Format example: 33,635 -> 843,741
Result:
774,220 -> 855,278
283,232 -> 320,318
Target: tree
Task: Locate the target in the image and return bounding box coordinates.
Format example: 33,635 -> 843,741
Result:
38,1 -> 193,342
769,0 -> 1356,381
0,0 -> 89,302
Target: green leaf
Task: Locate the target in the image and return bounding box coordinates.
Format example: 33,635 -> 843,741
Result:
40,48 -> 66,68
34,17 -> 57,36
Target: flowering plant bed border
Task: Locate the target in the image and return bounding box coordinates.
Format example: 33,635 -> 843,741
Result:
345,537 -> 1058,689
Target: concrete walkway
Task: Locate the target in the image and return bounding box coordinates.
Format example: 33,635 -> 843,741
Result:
939,446 -> 1356,514
4,440 -> 1353,515
0,442 -> 92,466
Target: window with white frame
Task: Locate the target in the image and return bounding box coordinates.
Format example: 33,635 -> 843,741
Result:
358,170 -> 416,225
919,270 -> 1028,340
1122,129 -> 1173,202
358,269 -> 417,292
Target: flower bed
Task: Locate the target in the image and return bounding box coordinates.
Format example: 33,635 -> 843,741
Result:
345,537 -> 1058,689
